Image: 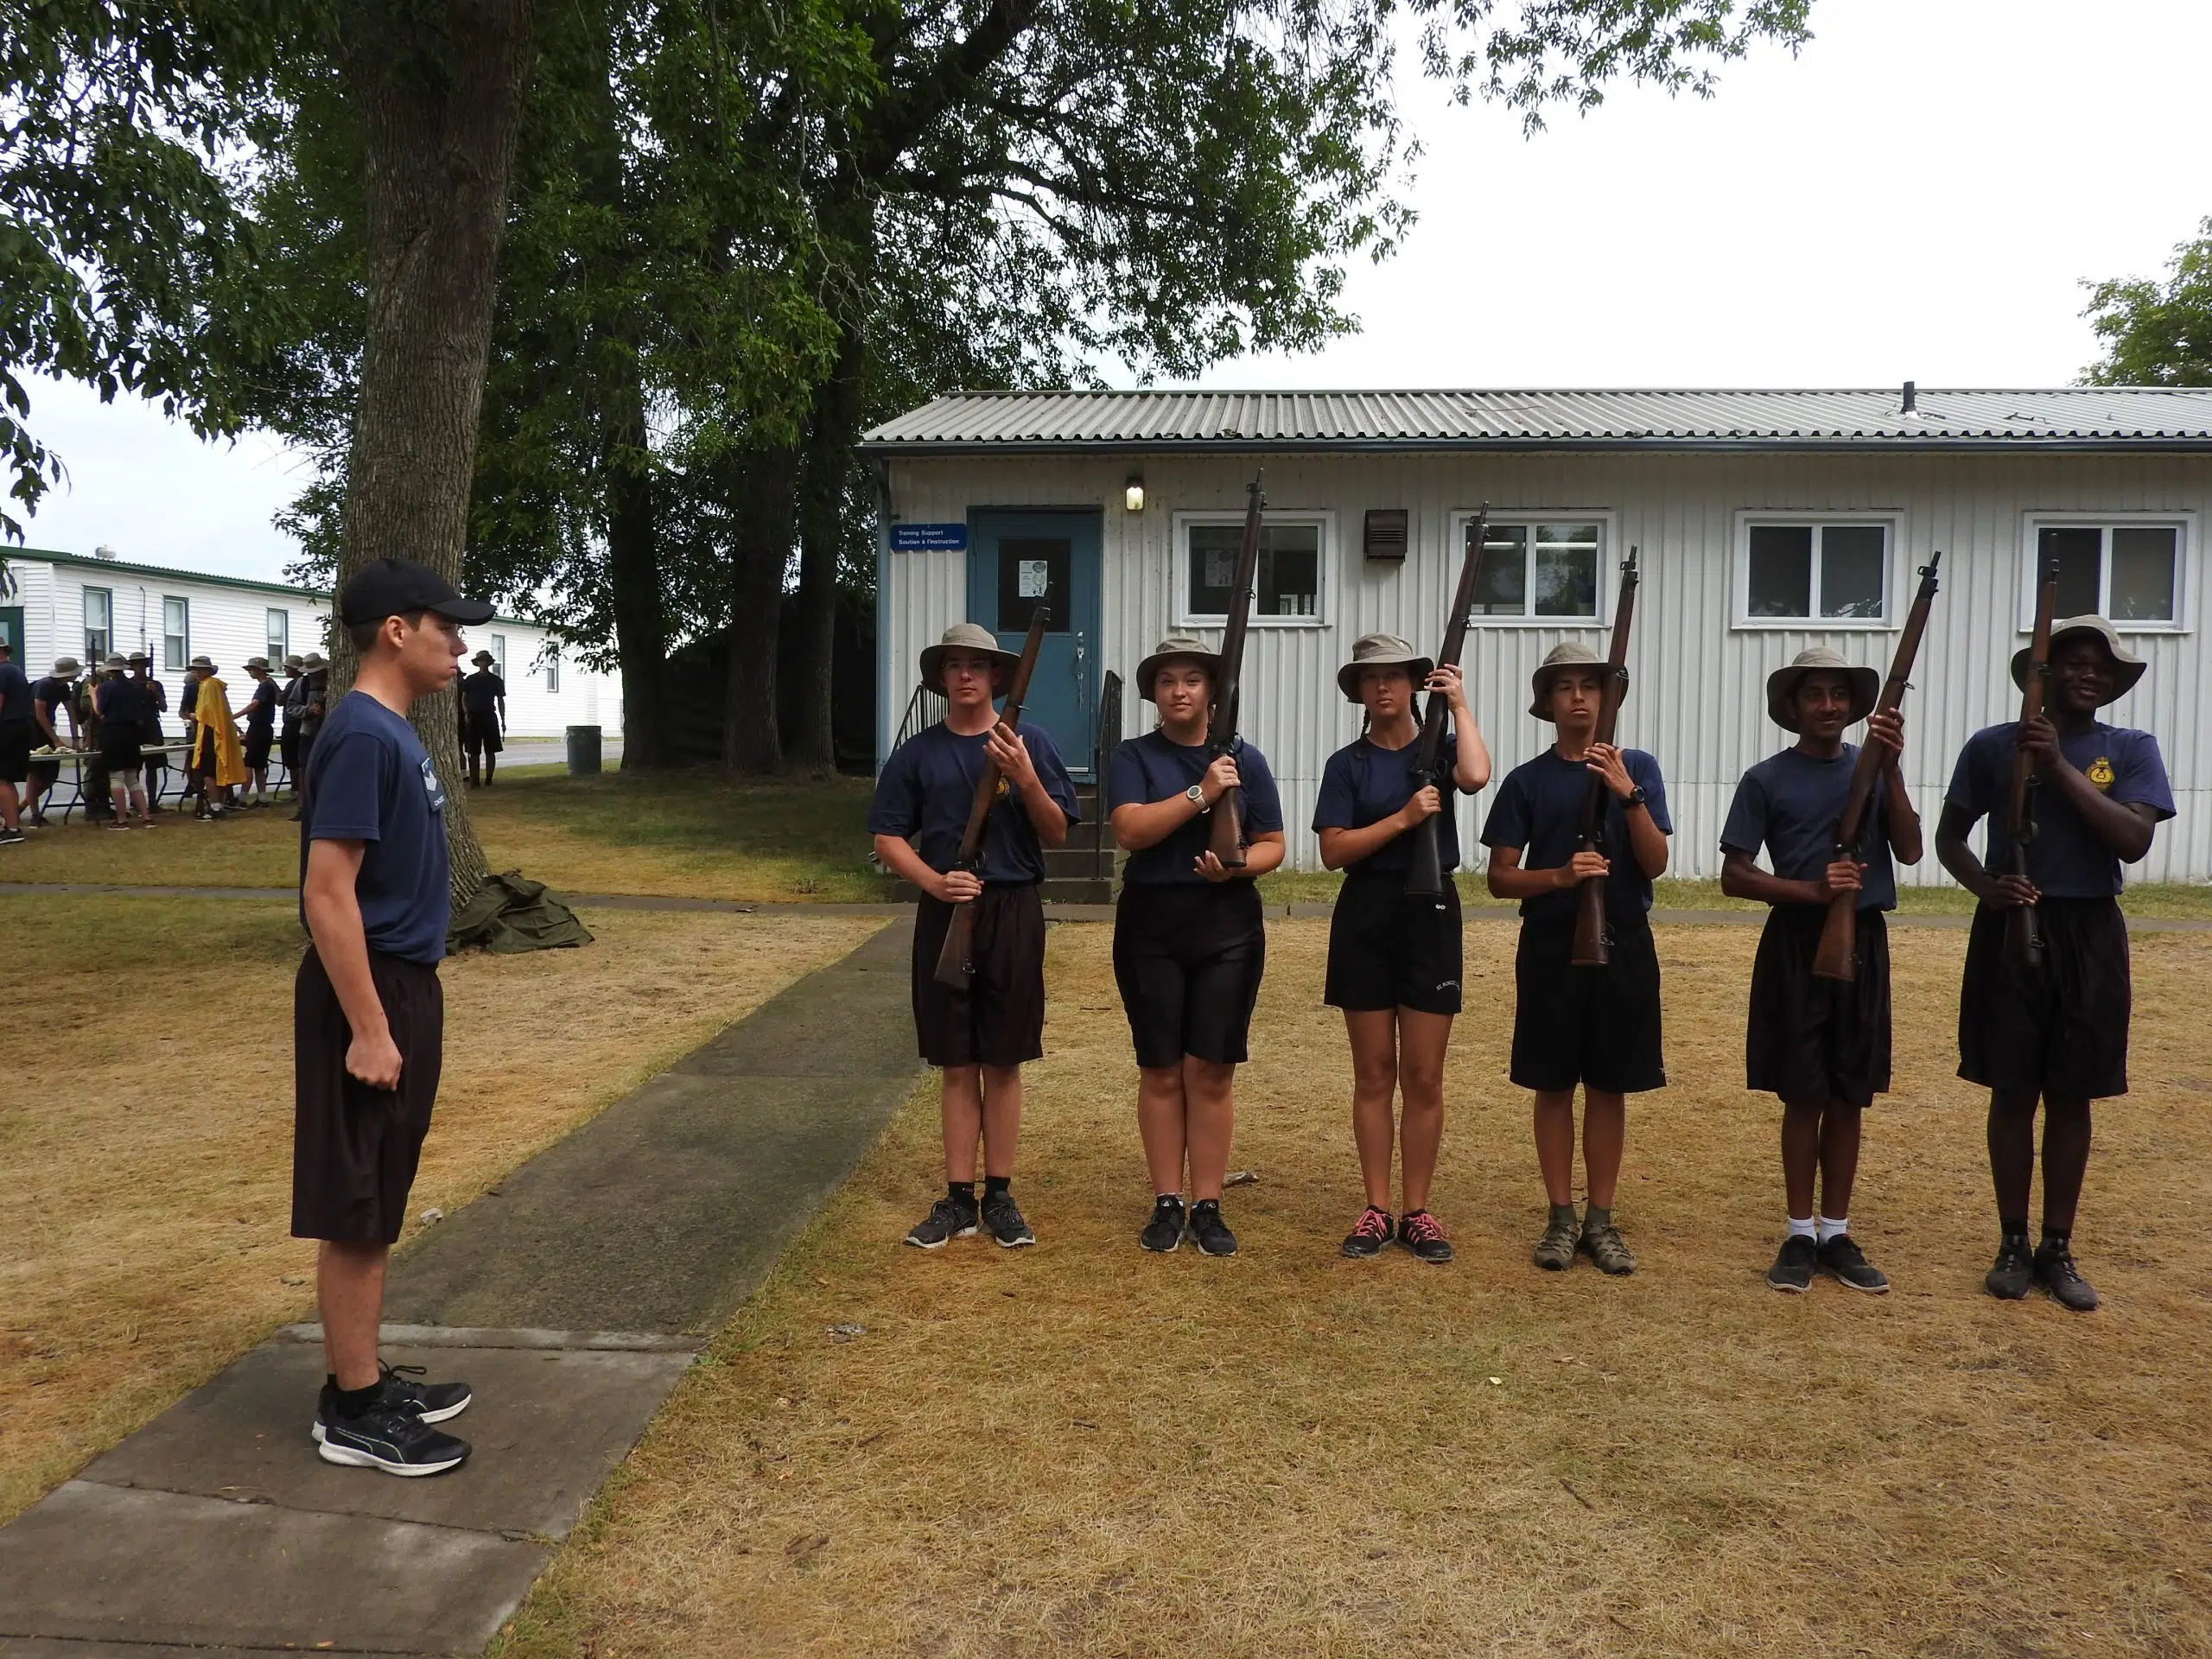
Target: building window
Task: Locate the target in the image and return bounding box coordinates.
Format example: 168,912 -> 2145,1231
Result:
266,608 -> 289,662
162,597 -> 189,670
1470,519 -> 1604,620
2033,522 -> 2183,626
1177,514 -> 1327,625
1736,518 -> 1893,626
489,633 -> 507,678
544,646 -> 560,691
82,588 -> 112,660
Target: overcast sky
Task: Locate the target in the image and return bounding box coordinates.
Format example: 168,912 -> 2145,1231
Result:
13,0 -> 2210,584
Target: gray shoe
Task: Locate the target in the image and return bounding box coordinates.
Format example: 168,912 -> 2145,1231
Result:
1578,1207 -> 1637,1276
1533,1204 -> 1580,1271
2032,1240 -> 2099,1312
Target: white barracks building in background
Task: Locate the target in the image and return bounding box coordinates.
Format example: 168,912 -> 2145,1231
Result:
0,547 -> 620,740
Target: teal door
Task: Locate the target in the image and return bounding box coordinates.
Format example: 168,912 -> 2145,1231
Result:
0,607 -> 21,661
968,510 -> 1103,777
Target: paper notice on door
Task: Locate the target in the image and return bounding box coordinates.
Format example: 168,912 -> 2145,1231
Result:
1018,559 -> 1050,599
1205,550 -> 1235,588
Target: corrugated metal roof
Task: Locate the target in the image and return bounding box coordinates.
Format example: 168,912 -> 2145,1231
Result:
862,387 -> 2212,450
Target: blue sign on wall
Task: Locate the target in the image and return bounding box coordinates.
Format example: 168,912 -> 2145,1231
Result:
891,522 -> 969,552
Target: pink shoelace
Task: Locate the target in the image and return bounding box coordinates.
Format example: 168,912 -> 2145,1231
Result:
1402,1211 -> 1447,1245
1351,1206 -> 1392,1240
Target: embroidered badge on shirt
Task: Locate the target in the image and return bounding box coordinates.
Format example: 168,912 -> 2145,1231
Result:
420,753 -> 447,814
2087,756 -> 2115,791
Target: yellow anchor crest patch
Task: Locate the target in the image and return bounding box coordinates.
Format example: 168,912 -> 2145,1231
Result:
2087,756 -> 2115,791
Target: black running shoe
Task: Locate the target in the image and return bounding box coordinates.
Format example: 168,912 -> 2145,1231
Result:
1818,1232 -> 1890,1294
375,1362 -> 473,1424
904,1192 -> 979,1249
1766,1234 -> 1817,1294
315,1397 -> 470,1477
1985,1234 -> 2034,1300
1340,1205 -> 1393,1259
1400,1210 -> 1453,1265
2033,1240 -> 2100,1312
0,828 -> 22,847
981,1188 -> 1036,1248
1189,1198 -> 1237,1257
1140,1195 -> 1186,1253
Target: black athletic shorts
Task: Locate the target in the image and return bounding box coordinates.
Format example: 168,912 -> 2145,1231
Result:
1511,912 -> 1666,1094
100,721 -> 143,776
280,726 -> 301,775
464,725 -> 503,757
1325,871 -> 1462,1014
0,720 -> 30,785
192,729 -> 221,780
244,728 -> 273,770
1958,897 -> 2131,1099
1746,904 -> 1891,1109
291,945 -> 445,1244
1113,880 -> 1267,1069
911,883 -> 1047,1068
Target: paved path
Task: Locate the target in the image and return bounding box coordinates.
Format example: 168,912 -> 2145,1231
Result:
0,921 -> 920,1658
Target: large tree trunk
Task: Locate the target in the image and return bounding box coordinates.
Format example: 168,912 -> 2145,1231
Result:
603,354 -> 667,769
722,443 -> 796,774
787,319 -> 865,776
334,0 -> 535,904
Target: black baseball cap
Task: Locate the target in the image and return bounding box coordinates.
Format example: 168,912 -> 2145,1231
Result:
337,557 -> 496,626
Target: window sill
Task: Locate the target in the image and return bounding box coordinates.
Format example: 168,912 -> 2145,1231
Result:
2012,621 -> 2190,636
1464,614 -> 1605,629
1732,616 -> 1897,632
1179,613 -> 1328,630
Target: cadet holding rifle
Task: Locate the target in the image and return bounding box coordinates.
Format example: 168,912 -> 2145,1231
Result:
868,623 -> 1080,1251
1720,648 -> 1920,1295
1935,613 -> 2172,1312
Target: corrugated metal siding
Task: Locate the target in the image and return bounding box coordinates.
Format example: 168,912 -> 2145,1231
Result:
882,449 -> 2212,883
866,388 -> 2212,448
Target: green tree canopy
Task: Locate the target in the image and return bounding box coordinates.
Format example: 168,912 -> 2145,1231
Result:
2083,218 -> 2212,386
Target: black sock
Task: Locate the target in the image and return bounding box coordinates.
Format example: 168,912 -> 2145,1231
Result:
947,1180 -> 976,1205
335,1380 -> 384,1419
1192,1197 -> 1219,1213
2000,1214 -> 2029,1240
982,1175 -> 1011,1198
2040,1225 -> 2070,1252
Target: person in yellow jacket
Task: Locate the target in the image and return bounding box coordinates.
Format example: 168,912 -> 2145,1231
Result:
186,654 -> 248,819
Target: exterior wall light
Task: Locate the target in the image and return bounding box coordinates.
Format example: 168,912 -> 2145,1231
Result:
1124,475 -> 1145,512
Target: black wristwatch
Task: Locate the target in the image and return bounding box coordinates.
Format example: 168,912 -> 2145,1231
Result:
1624,785 -> 1648,809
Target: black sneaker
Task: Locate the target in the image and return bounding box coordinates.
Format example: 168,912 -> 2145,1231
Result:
0,828 -> 22,846
1400,1210 -> 1453,1264
315,1396 -> 470,1477
1340,1205 -> 1393,1259
1189,1199 -> 1237,1257
904,1192 -> 979,1249
981,1188 -> 1036,1248
1818,1232 -> 1890,1294
1140,1195 -> 1186,1253
1766,1234 -> 1817,1294
1985,1234 -> 2034,1300
2033,1240 -> 2100,1312
374,1362 -> 473,1424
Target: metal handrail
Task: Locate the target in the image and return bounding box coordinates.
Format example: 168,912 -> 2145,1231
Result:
891,681 -> 946,758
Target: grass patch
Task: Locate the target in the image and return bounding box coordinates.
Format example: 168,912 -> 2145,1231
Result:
497,919 -> 2212,1658
0,895 -> 883,1522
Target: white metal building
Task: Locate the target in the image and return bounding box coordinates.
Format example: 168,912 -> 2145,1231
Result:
863,387 -> 2212,882
0,546 -> 620,740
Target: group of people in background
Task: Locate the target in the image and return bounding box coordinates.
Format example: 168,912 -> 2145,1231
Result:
0,644 -> 331,841
870,612 -> 2172,1314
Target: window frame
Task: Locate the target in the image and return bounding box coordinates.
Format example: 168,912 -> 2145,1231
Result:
162,596 -> 189,671
1731,512 -> 1904,631
1172,508 -> 1334,629
81,586 -> 113,660
488,633 -> 508,680
543,643 -> 560,692
2018,512 -> 2193,634
1446,509 -> 1620,628
266,607 -> 289,662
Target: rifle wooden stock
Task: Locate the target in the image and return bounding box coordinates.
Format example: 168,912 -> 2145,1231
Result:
1205,474 -> 1266,868
1813,553 -> 1943,982
1570,550 -> 1640,967
932,607 -> 1050,989
1405,505 -> 1489,900
2005,561 -> 2060,972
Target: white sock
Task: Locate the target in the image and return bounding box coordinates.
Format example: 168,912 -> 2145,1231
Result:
1786,1215 -> 1817,1240
1816,1215 -> 1850,1243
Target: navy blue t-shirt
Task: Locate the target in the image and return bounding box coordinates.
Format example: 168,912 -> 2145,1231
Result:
1313,733 -> 1478,877
1108,730 -> 1285,886
866,720 -> 1080,885
301,691 -> 452,964
245,677 -> 279,734
1944,721 -> 2174,898
0,660 -> 29,725
1720,745 -> 1897,911
96,677 -> 152,729
1482,747 -> 1673,921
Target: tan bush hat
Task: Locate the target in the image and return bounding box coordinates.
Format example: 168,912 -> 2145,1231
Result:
283,653 -> 305,671
100,654 -> 129,672
1135,633 -> 1223,701
1336,632 -> 1433,702
1767,646 -> 1878,733
918,622 -> 1019,696
302,652 -> 327,671
2011,615 -> 2145,703
472,650 -> 496,667
53,656 -> 81,677
1529,641 -> 1630,721
188,654 -> 215,671
244,655 -> 271,671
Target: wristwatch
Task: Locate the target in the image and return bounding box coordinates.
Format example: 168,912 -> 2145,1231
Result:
1185,782 -> 1209,808
1624,785 -> 1649,809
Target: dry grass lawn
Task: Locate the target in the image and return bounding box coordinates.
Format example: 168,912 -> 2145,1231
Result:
0,896 -> 882,1522
500,918 -> 2212,1659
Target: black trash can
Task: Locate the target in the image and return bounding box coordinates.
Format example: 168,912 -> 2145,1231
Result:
565,724 -> 602,776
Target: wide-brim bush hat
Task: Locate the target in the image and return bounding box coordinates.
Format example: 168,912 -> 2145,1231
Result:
1136,633 -> 1224,701
2012,614 -> 2145,703
100,654 -> 128,672
302,652 -> 327,671
918,622 -> 1019,696
1767,646 -> 1879,733
244,655 -> 271,671
472,650 -> 496,667
1336,632 -> 1433,702
1529,641 -> 1631,721
283,654 -> 305,671
53,657 -> 81,677
188,654 -> 216,671
127,651 -> 151,665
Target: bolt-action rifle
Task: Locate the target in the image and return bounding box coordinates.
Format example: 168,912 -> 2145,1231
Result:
932,606 -> 1050,988
1570,550 -> 1640,968
1404,505 -> 1490,901
1204,474 -> 1266,868
2006,559 -> 2060,971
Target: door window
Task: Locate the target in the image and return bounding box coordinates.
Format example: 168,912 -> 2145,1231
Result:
996,537 -> 1071,632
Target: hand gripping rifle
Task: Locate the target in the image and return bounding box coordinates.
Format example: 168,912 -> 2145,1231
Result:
1205,474 -> 1266,868
2005,558 -> 2060,972
932,606 -> 1050,988
1812,553 -> 1942,982
1404,504 -> 1490,900
1570,550 -> 1641,967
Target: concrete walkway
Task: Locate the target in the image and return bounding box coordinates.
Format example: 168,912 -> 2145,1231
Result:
0,921 -> 921,1658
